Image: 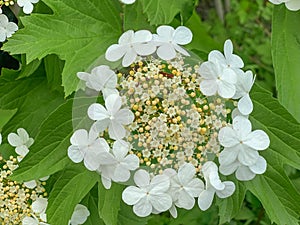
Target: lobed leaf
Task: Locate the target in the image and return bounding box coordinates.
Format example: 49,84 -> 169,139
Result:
3,0 -> 122,96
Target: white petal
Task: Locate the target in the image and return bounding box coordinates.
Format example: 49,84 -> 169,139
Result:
70,204 -> 90,225
224,39 -> 233,59
169,205 -> 178,218
0,133 -> 2,145
156,44 -> 176,60
156,25 -> 174,41
244,130 -> 270,150
238,146 -> 259,166
221,68 -> 237,84
198,188 -> 215,211
176,190 -> 195,209
83,151 -> 102,171
32,198 -> 48,214
120,0 -> 136,4
150,193 -> 172,212
173,26 -> 193,45
238,94 -> 253,115
285,0 -> 300,11
228,54 -> 244,68
101,176 -> 112,189
105,94 -> 122,115
68,145 -> 84,163
24,180 -> 37,189
185,178 -> 204,197
134,42 -> 156,56
115,109 -> 134,125
249,156 -> 267,174
22,2 -> 34,14
198,61 -> 218,79
134,170 -> 150,187
17,128 -> 29,143
15,145 -> 29,157
233,116 -> 252,139
218,127 -> 239,148
108,121 -> 126,140
215,181 -> 235,198
231,108 -> 249,119
91,119 -> 110,133
70,129 -> 88,146
122,186 -> 145,205
112,140 -> 129,160
105,44 -> 127,62
119,30 -> 134,44
8,133 -> 22,147
113,165 -> 131,182
218,81 -> 236,98
133,198 -> 152,217
88,103 -> 109,121
219,160 -> 240,176
133,30 -> 152,43
178,163 -> 196,185
122,48 -> 137,67
173,44 -> 190,56
22,217 -> 39,225
209,172 -> 225,190
200,79 -> 218,96
208,50 -> 226,65
235,165 -> 256,181
122,154 -> 139,170
98,152 -> 116,165
150,174 -> 170,193
218,146 -> 239,165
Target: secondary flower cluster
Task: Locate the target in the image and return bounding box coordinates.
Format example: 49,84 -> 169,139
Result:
0,129 -> 91,224
71,26 -> 270,217
269,0 -> 300,11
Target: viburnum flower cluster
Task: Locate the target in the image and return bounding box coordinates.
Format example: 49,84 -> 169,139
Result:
268,0 -> 300,11
0,129 -> 90,224
71,25 -> 270,217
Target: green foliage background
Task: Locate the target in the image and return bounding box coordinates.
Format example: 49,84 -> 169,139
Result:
0,0 -> 300,224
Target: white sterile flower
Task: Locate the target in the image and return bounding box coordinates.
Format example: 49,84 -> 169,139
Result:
219,156 -> 267,181
97,140 -> 139,189
68,204 -> 90,225
8,128 -> 34,161
164,163 -> 204,218
88,94 -> 135,140
233,70 -> 255,115
0,14 -> 18,42
122,169 -> 172,217
198,60 -> 237,98
153,25 -> 192,60
269,0 -> 300,11
198,161 -> 235,211
120,0 -> 136,4
218,116 -> 270,167
17,0 -> 39,14
77,65 -> 118,99
209,39 -> 244,70
105,30 -> 156,67
67,128 -> 109,171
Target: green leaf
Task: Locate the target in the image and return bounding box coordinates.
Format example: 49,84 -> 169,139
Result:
0,72 -> 64,137
216,178 -> 246,224
272,6 -> 300,122
98,182 -> 124,225
81,185 -> 105,225
185,11 -> 221,54
47,164 -> 99,225
3,0 -> 122,96
0,108 -> 17,130
123,1 -> 155,32
10,96 -> 97,182
139,0 -> 193,25
244,84 -> 300,225
43,54 -> 64,93
17,57 -> 41,79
